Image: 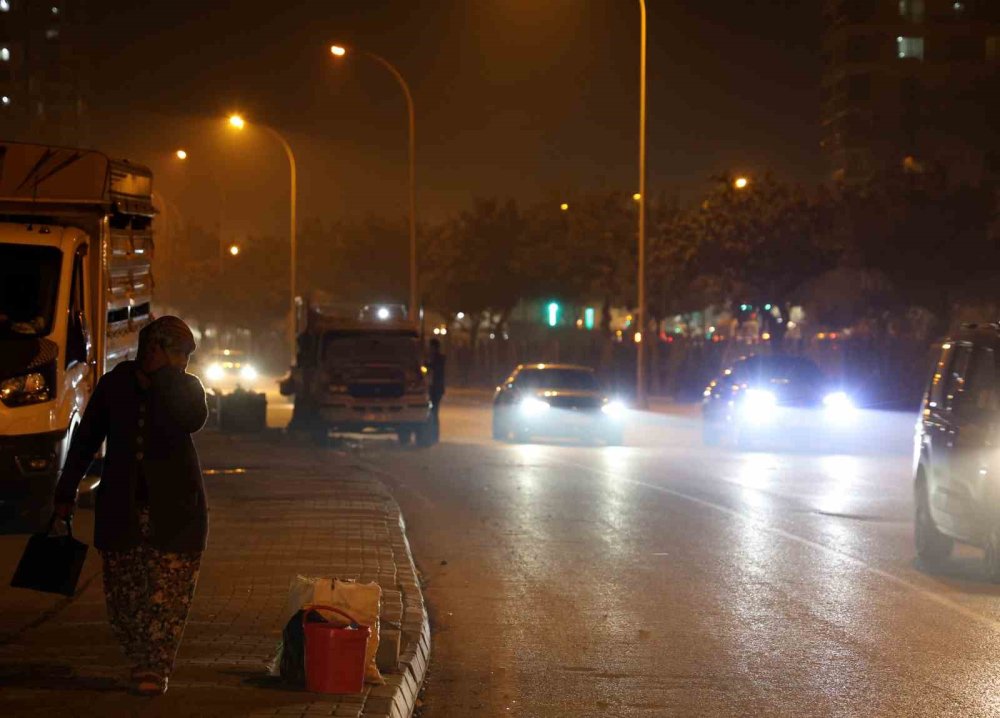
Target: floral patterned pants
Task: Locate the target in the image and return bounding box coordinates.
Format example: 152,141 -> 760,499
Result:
100,508 -> 202,676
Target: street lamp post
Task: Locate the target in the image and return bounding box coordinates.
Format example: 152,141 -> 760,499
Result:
227,114 -> 298,364
636,0 -> 649,409
330,44 -> 418,323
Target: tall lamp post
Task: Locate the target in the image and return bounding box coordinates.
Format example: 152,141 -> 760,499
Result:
330,44 -> 418,323
226,114 -> 298,363
636,0 -> 649,409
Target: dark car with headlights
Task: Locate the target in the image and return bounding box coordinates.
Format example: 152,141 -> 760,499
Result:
492,364 -> 625,445
702,354 -> 856,448
913,324 -> 1000,580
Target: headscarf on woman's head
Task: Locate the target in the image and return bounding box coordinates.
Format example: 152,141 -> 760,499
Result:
137,315 -> 196,362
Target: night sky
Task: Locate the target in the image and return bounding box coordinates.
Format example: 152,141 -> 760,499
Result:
83,1 -> 824,237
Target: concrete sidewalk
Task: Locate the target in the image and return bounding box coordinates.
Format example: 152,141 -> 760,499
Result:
0,432 -> 429,718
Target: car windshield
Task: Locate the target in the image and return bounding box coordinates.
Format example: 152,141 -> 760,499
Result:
322,331 -> 420,366
739,355 -> 824,386
0,244 -> 62,339
516,368 -> 598,391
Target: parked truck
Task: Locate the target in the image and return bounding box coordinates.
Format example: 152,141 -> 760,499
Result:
281,303 -> 435,446
0,142 -> 155,528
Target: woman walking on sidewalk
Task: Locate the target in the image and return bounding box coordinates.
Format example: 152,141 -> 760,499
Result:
53,316 -> 209,696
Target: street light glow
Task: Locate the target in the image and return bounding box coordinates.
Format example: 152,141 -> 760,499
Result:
228,114 -> 246,130
560,203 -> 569,211
633,193 -> 641,201
734,176 -> 749,189
175,149 -> 188,160
229,244 -> 240,256
330,45 -> 347,57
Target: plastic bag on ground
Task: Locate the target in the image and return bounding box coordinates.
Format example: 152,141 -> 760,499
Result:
270,575 -> 384,684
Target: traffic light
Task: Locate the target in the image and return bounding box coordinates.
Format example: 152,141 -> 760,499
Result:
547,302 -> 560,327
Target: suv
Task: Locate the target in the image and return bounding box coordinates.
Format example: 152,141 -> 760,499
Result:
914,324 -> 1000,579
282,310 -> 434,446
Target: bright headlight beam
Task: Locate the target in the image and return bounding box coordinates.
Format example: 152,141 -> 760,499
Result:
741,388 -> 778,421
206,363 -> 224,382
240,364 -> 258,382
601,400 -> 626,419
823,391 -> 855,415
520,397 -> 551,416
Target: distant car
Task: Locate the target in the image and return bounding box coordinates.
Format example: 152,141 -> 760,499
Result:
195,349 -> 260,392
913,324 -> 1000,580
492,364 -> 626,445
701,354 -> 856,448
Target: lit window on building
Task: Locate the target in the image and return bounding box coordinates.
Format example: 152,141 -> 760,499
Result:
1,96 -> 11,106
45,28 -> 59,40
897,36 -> 925,60
898,0 -> 925,23
0,48 -> 9,62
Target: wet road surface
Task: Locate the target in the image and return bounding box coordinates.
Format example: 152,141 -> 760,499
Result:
360,401 -> 1000,717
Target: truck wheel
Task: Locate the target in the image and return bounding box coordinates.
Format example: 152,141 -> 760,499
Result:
915,479 -> 952,566
397,429 -> 413,446
415,422 -> 435,448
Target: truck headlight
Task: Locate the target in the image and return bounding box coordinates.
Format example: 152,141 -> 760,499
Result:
520,397 -> 550,416
206,363 -> 224,381
0,372 -> 50,407
239,364 -> 258,381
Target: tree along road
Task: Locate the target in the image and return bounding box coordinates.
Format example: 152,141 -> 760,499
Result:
361,401 -> 1000,717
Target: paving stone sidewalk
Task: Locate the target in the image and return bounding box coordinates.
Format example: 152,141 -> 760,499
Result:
0,431 -> 429,718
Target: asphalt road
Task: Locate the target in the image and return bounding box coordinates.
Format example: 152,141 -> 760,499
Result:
357,400 -> 1000,717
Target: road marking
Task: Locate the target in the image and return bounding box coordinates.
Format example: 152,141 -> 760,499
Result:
552,454 -> 1000,634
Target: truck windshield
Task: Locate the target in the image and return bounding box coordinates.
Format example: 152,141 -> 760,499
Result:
0,244 -> 62,338
322,332 -> 420,365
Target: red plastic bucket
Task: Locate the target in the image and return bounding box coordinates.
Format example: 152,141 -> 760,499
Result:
302,604 -> 370,694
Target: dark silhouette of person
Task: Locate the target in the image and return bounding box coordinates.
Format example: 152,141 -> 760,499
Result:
428,338 -> 445,442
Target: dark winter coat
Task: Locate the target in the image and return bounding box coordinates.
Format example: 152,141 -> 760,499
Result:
55,361 -> 209,553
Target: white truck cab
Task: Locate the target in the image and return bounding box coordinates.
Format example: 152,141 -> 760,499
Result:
0,142 -> 154,529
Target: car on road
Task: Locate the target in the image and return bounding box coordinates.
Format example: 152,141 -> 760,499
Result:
701,354 -> 856,449
492,364 -> 626,445
913,323 -> 1000,580
195,349 -> 261,393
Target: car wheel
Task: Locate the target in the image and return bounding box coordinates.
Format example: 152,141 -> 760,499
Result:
491,413 -> 508,441
914,479 -> 953,566
397,428 -> 413,446
701,420 -> 721,446
984,524 -> 1000,583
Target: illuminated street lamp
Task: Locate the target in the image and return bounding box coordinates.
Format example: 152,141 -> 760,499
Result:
560,202 -> 569,211
734,176 -> 749,190
226,112 -> 298,362
330,43 -> 418,322
633,192 -> 641,201
175,149 -> 188,160
228,244 -> 240,256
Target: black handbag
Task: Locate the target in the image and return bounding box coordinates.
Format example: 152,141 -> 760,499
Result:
10,515 -> 90,597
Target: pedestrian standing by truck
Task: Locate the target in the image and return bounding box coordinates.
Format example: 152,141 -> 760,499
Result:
53,316 -> 208,697
428,338 -> 446,442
